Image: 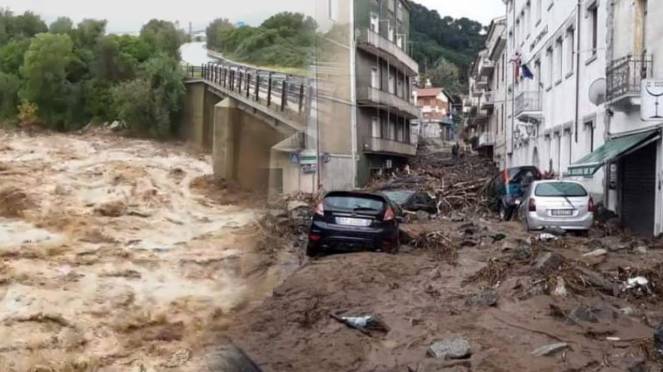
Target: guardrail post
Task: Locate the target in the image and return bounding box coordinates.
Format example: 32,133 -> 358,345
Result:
255,73 -> 260,101
281,80 -> 287,111
246,72 -> 251,98
267,72 -> 273,107
298,83 -> 304,113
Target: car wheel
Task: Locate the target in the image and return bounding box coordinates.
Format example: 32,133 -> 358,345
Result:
499,203 -> 512,221
306,244 -> 319,258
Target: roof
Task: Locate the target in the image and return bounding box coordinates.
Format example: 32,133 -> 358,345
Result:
416,88 -> 443,97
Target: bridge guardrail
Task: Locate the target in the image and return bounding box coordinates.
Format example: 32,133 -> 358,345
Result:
183,63 -> 310,117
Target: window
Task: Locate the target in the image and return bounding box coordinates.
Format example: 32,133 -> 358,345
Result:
372,117 -> 381,138
397,34 -> 403,49
397,75 -> 403,98
496,108 -> 500,134
371,67 -> 379,89
388,119 -> 396,140
388,24 -> 395,42
555,38 -> 563,83
534,182 -> 588,197
536,0 -> 542,22
565,28 -> 574,76
370,12 -> 379,32
534,60 -> 541,90
502,53 -> 506,82
545,47 -> 553,88
328,0 -> 338,21
584,120 -> 594,152
526,2 -> 531,36
588,4 -> 598,55
388,71 -> 395,94
388,0 -> 395,12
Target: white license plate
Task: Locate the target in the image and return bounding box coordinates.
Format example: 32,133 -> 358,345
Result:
551,209 -> 574,216
336,217 -> 371,227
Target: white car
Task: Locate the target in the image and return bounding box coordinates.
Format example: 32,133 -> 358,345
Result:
517,180 -> 595,232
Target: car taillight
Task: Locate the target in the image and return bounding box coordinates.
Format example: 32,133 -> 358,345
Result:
588,196 -> 596,213
528,198 -> 536,212
314,202 -> 324,216
383,207 -> 395,221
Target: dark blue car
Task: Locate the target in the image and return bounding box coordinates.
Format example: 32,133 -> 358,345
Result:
486,166 -> 542,221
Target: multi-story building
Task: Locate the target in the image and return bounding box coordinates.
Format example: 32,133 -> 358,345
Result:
575,0 -> 662,236
313,0 -> 419,188
467,17 -> 507,162
495,0 -> 607,204
354,0 -> 420,185
413,85 -> 456,141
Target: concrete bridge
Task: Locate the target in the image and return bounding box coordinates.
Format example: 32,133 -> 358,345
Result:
180,61 -> 316,194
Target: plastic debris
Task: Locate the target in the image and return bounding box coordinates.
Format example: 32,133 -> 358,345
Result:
538,233 -> 558,242
531,342 -> 568,357
330,313 -> 390,336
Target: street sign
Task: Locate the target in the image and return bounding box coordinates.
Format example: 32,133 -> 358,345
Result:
641,80 -> 663,121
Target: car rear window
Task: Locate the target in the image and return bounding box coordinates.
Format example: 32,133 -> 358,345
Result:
535,182 -> 588,197
382,190 -> 414,205
324,195 -> 385,212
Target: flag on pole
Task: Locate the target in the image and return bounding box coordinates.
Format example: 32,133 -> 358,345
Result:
521,64 -> 534,79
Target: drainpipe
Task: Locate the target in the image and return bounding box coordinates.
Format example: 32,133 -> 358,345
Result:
349,0 -> 358,188
574,0 -> 582,147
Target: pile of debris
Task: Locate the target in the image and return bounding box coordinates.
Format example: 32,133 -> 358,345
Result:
257,193 -> 316,256
369,150 -> 496,216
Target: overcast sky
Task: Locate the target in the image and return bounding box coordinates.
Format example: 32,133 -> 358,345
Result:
2,0 -> 504,34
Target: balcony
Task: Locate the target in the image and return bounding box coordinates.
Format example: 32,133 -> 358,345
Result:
515,91 -> 542,122
480,91 -> 495,110
357,86 -> 420,118
475,77 -> 489,89
478,59 -> 495,78
606,55 -> 653,108
356,29 -> 419,75
364,137 -> 417,156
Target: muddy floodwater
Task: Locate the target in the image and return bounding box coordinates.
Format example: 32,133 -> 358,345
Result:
0,130 -> 293,371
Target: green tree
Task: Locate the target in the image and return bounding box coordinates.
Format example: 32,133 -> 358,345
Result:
140,19 -> 181,59
0,38 -> 30,74
13,11 -> 47,38
424,58 -> 462,95
112,54 -> 184,137
73,19 -> 107,49
19,33 -> 75,129
49,17 -> 73,34
0,71 -> 20,117
205,18 -> 234,50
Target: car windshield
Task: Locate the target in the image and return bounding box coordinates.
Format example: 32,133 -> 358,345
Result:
325,195 -> 385,211
535,182 -> 588,197
382,190 -> 414,205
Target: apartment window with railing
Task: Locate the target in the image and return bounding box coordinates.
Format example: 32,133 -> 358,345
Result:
565,28 -> 574,77
555,38 -> 563,83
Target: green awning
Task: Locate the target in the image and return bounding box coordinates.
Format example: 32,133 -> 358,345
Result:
568,130 -> 660,177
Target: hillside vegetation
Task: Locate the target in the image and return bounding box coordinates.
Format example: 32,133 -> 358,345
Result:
407,1 -> 486,94
206,12 -> 317,70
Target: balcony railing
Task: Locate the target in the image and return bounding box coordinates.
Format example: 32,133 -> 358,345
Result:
479,59 -> 495,77
515,91 -> 542,119
357,29 -> 419,75
606,55 -> 653,103
365,137 -> 417,156
357,86 -> 420,118
481,91 -> 494,109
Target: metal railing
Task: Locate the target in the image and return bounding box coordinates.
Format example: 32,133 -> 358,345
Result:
357,86 -> 419,118
606,55 -> 653,102
515,91 -> 542,116
356,29 -> 419,74
183,63 -> 310,116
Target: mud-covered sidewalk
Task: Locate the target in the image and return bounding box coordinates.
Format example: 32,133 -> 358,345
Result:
0,130 -> 297,371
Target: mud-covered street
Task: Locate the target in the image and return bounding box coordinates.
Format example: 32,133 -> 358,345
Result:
0,130 -> 299,371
